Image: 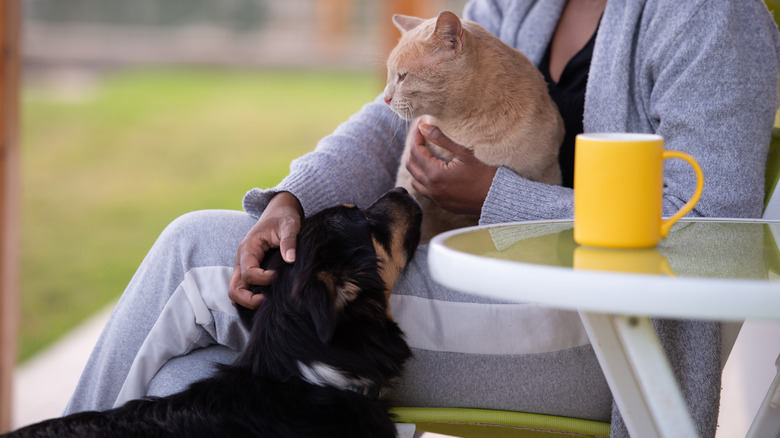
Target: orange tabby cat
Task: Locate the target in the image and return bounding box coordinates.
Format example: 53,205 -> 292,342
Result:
384,11 -> 564,242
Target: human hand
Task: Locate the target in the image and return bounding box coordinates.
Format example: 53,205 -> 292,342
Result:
406,122 -> 497,215
228,191 -> 303,309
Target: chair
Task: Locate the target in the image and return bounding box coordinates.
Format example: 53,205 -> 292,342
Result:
393,129 -> 780,438
392,407 -> 610,437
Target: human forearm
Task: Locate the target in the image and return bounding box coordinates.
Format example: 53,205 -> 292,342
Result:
243,96 -> 406,217
480,167 -> 574,224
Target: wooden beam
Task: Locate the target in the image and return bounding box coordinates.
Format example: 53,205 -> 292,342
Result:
0,0 -> 21,432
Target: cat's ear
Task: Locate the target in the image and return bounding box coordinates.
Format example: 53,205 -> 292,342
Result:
392,14 -> 424,34
433,11 -> 464,53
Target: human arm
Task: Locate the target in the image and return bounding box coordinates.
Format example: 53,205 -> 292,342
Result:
628,0 -> 780,218
242,95 -> 407,219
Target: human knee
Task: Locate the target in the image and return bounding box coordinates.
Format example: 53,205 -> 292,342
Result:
158,210 -> 223,243
154,210 -> 254,259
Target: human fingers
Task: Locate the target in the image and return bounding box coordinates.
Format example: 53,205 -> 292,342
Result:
406,144 -> 434,199
237,245 -> 277,286
418,123 -> 473,159
228,266 -> 266,310
276,217 -> 300,264
413,123 -> 497,215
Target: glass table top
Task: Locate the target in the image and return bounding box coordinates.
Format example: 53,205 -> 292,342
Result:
441,219 -> 780,282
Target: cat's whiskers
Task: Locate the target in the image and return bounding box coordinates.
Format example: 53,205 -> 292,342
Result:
403,106 -> 415,123
396,101 -> 415,123
381,105 -> 412,155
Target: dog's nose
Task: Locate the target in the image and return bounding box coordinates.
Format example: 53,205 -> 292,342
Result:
393,187 -> 408,195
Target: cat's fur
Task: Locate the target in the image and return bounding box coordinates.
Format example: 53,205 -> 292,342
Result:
384,11 -> 564,242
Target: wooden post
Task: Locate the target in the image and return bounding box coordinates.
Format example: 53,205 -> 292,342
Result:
0,0 -> 21,432
384,0 -> 438,21
315,0 -> 357,56
381,0 -> 439,79
383,0 -> 438,51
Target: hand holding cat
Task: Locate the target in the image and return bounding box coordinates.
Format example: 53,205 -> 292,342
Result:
407,122 -> 497,216
228,191 -> 303,310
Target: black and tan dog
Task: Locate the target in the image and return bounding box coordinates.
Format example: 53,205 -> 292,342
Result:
5,188 -> 422,438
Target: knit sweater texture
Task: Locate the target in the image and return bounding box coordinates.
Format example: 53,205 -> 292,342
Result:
244,0 -> 780,223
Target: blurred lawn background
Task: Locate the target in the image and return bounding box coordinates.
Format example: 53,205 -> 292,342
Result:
19,69 -> 380,361
15,0 -> 460,363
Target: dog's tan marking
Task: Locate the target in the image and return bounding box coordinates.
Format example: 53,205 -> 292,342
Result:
317,271 -> 360,310
372,238 -> 395,297
372,238 -> 396,320
334,280 -> 360,309
372,221 -> 408,314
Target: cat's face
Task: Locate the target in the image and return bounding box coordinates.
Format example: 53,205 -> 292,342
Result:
383,12 -> 465,121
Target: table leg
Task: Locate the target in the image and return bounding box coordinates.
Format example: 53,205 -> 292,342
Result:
578,312 -> 699,438
746,353 -> 780,438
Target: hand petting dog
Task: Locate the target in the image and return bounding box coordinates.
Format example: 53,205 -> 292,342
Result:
230,190 -> 304,310
4,189 -> 422,438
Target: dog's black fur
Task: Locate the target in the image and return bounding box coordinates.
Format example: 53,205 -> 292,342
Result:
5,188 -> 422,438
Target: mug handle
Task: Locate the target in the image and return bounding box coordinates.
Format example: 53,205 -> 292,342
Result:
659,151 -> 704,237
659,255 -> 676,277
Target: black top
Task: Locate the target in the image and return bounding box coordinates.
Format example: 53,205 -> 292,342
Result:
539,26 -> 598,189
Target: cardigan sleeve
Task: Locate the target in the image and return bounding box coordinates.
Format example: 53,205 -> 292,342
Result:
642,0 -> 780,218
242,95 -> 407,218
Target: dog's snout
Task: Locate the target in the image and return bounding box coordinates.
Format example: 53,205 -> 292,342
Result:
393,187 -> 408,195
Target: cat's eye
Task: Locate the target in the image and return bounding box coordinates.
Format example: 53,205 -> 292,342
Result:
397,72 -> 408,82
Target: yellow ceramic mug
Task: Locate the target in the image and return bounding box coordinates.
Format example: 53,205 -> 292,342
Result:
573,133 -> 704,248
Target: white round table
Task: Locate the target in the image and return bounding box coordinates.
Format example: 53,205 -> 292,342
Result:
428,218 -> 780,438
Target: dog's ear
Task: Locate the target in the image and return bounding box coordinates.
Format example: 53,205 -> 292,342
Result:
291,270 -> 333,345
293,270 -> 360,345
317,271 -> 361,312
311,281 -> 336,345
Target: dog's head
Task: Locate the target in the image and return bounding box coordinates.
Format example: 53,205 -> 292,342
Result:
239,188 -> 422,391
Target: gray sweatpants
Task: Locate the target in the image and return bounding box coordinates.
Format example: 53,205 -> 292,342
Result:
62,209 -> 722,436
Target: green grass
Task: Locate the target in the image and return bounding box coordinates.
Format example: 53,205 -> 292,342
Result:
20,68 -> 381,362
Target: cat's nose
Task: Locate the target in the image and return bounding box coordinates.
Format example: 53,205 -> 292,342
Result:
382,85 -> 393,105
